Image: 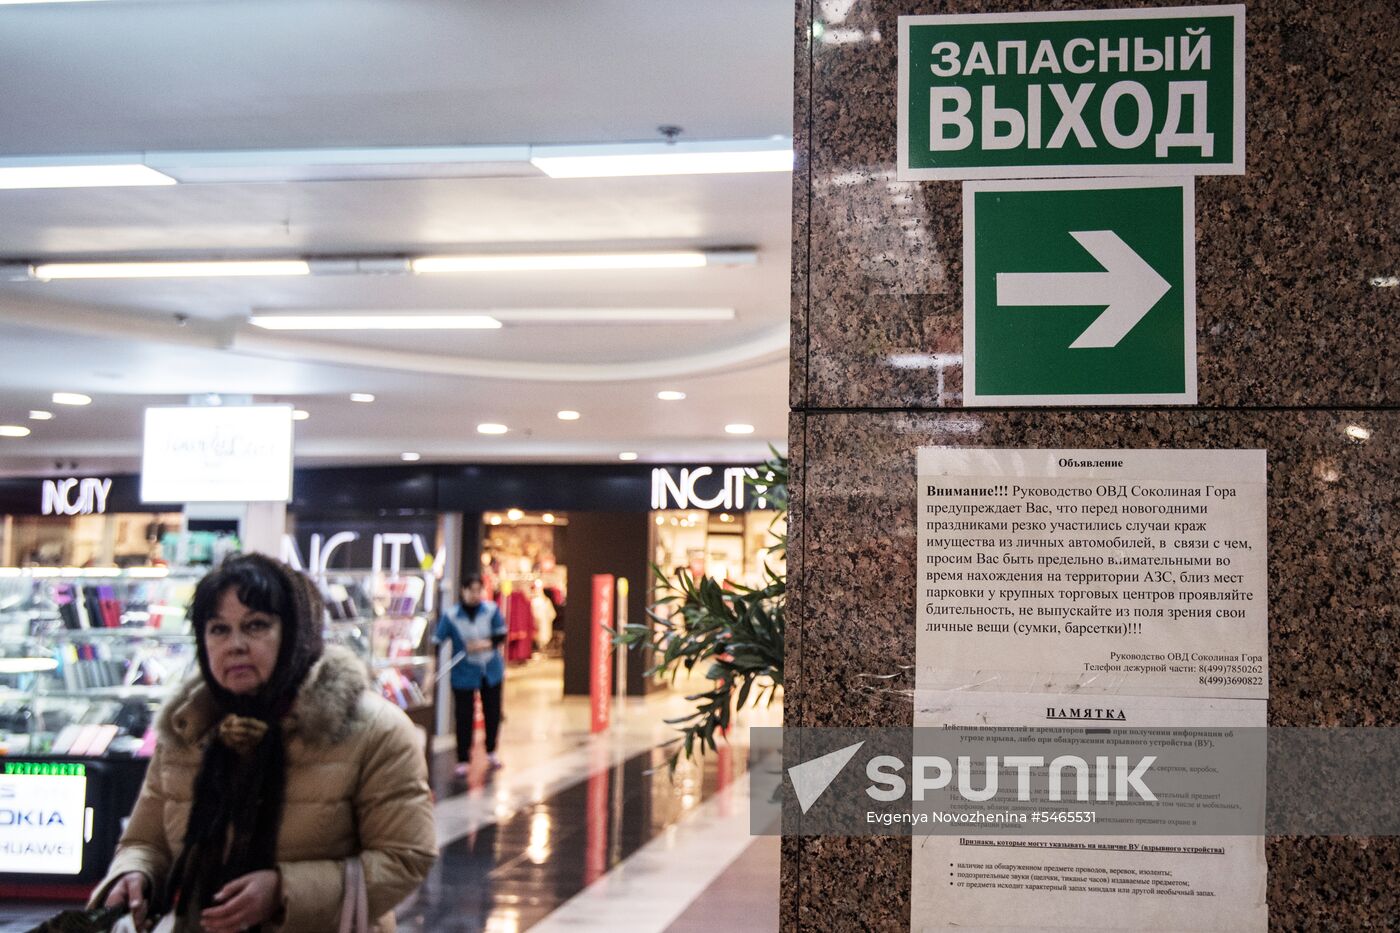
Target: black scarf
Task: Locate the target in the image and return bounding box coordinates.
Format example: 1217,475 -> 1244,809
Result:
155,555 -> 325,927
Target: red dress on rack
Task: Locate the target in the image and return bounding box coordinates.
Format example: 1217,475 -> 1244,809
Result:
503,590 -> 536,662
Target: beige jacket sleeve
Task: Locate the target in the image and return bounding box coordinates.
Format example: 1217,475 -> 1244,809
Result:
88,742 -> 176,909
273,702 -> 438,931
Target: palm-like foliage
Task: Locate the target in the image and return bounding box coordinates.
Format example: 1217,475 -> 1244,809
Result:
615,451 -> 787,768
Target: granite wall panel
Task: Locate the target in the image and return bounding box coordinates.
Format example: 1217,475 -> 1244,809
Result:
797,0 -> 1398,411
785,409 -> 1398,929
787,0 -> 1397,927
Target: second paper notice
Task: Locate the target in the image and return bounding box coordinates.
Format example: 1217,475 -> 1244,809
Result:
912,448 -> 1268,932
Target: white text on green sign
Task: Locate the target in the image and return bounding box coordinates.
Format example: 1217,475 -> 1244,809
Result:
898,5 -> 1245,179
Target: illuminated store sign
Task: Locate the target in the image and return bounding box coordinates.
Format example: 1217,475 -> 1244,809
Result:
651,467 -> 773,511
281,531 -> 447,577
41,477 -> 113,516
0,765 -> 88,875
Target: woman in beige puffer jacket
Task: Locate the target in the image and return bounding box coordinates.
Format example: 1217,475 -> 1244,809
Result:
91,555 -> 437,932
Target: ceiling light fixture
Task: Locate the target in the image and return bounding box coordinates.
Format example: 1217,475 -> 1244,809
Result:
542,513 -> 555,524
530,140 -> 793,178
507,508 -> 524,521
52,392 -> 92,406
291,409 -> 310,421
250,313 -> 501,331
0,163 -> 174,190
618,452 -> 639,461
557,410 -> 581,421
33,260 -> 309,280
725,423 -> 755,435
478,423 -> 508,435
28,410 -> 53,421
401,452 -> 422,462
349,393 -> 375,403
0,425 -> 31,438
657,390 -> 687,401
412,251 -> 705,273
489,515 -> 503,526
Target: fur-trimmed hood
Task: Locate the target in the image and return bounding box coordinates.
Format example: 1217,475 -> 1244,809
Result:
158,644 -> 371,748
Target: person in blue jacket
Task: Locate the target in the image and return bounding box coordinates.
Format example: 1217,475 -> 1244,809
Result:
435,574 -> 508,776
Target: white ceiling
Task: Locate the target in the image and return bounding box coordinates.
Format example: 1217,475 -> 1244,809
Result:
0,0 -> 795,476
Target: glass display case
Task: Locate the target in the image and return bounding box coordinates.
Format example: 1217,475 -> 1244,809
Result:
319,570 -> 437,717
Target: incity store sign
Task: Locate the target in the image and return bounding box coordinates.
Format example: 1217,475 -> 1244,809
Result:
41,477 -> 113,516
898,5 -> 1245,179
650,466 -> 775,511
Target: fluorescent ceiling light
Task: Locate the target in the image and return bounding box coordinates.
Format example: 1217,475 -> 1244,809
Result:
401,452 -> 421,462
530,139 -> 793,178
28,410 -> 53,420
725,423 -> 756,435
349,393 -> 375,403
478,423 -> 508,435
52,392 -> 91,406
557,410 -> 581,421
412,251 -> 711,274
492,307 -> 734,323
618,452 -> 639,461
291,409 -> 310,421
0,163 -> 174,189
33,260 -> 309,280
0,425 -> 31,437
657,390 -> 687,401
250,313 -> 501,331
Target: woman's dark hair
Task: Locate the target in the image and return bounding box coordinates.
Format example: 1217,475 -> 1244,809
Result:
190,553 -> 293,634
463,573 -> 484,588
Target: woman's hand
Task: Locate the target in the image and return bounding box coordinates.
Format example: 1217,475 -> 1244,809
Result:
200,868 -> 281,933
103,872 -> 150,927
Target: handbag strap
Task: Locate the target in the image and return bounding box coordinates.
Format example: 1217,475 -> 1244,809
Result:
338,856 -> 370,933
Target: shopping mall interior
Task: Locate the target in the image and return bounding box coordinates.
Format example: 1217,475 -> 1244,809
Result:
0,1 -> 792,930
2,1 -> 1397,931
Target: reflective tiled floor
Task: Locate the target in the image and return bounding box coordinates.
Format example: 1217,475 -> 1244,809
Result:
0,659 -> 780,933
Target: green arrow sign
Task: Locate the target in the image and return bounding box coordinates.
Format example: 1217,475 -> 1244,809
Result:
963,178 -> 1196,406
899,5 -> 1245,179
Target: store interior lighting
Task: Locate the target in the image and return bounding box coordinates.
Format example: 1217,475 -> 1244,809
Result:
657,390 -> 687,401
618,452 -> 639,461
478,423 -> 508,435
291,409 -> 310,421
725,423 -> 755,434
0,425 -> 31,437
28,410 -> 53,420
52,392 -> 92,406
556,410 -> 580,421
411,250 -> 745,274
349,393 -> 375,403
248,308 -> 733,329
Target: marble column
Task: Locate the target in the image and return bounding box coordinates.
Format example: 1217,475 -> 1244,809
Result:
784,0 -> 1398,929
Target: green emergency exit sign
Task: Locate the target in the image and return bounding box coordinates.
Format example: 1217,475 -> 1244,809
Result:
963,178 -> 1196,406
898,5 -> 1245,179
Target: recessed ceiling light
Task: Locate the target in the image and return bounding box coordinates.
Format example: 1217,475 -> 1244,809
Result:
530,141 -> 793,178
657,390 -> 687,401
291,409 -> 311,421
618,451 -> 639,461
0,425 -> 31,438
542,513 -> 555,524
350,393 -> 375,403
0,163 -> 174,190
249,313 -> 501,330
401,452 -> 422,462
1345,424 -> 1372,441
489,515 -> 502,526
557,410 -> 581,421
28,410 -> 53,421
725,423 -> 755,435
52,392 -> 92,406
33,260 -> 309,280
412,251 -> 710,273
477,423 -> 508,435
507,508 -> 524,521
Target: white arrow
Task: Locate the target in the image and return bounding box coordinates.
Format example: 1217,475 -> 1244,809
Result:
995,230 -> 1171,349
